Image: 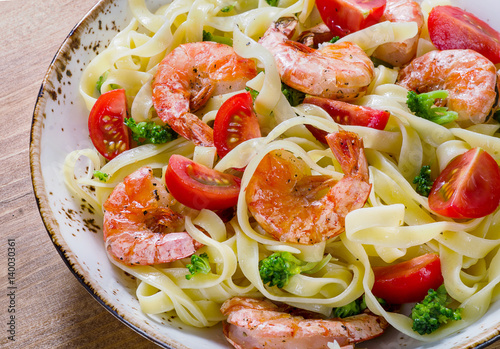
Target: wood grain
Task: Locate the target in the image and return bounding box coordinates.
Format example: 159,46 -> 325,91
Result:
0,0 -> 498,349
0,1 -> 157,348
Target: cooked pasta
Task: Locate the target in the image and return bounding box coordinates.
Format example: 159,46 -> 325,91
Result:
65,0 -> 500,345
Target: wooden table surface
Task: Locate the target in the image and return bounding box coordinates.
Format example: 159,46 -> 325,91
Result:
1,1 -> 157,348
0,1 -> 499,349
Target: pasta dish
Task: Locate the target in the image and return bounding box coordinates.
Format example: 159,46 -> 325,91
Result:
64,0 -> 500,347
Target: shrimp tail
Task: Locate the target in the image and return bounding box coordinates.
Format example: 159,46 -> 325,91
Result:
326,130 -> 369,182
152,86 -> 214,147
274,17 -> 297,38
169,111 -> 214,147
325,130 -> 372,222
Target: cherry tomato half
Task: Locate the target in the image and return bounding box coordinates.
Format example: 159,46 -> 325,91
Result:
315,0 -> 386,37
428,148 -> 500,219
165,154 -> 241,210
304,96 -> 390,143
88,89 -> 130,160
428,6 -> 500,64
372,253 -> 443,304
214,91 -> 261,158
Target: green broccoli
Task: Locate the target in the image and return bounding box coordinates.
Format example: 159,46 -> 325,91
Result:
333,296 -> 367,318
332,295 -> 386,318
185,253 -> 211,280
124,118 -> 177,145
202,30 -> 233,46
245,87 -> 259,101
259,252 -> 330,288
220,5 -> 234,12
413,165 -> 433,197
93,170 -> 109,182
281,82 -> 305,107
406,90 -> 458,125
265,0 -> 279,6
411,285 -> 462,335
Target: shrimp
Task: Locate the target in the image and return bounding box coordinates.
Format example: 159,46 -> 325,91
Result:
103,167 -> 201,265
372,0 -> 424,67
152,42 -> 258,146
220,297 -> 388,349
245,130 -> 371,244
259,18 -> 374,101
397,49 -> 498,126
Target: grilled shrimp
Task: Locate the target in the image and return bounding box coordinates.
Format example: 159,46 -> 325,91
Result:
397,49 -> 497,126
259,18 -> 374,101
103,167 -> 200,265
152,42 -> 258,146
372,0 -> 424,67
245,130 -> 371,244
221,297 -> 388,349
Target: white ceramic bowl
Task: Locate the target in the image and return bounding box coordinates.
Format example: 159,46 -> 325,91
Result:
30,0 -> 500,348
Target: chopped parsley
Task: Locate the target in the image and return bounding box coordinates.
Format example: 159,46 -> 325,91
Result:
93,170 -> 109,182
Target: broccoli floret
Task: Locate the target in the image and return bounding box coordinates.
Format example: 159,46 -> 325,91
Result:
93,170 -> 109,182
281,82 -> 305,107
220,5 -> 234,12
202,30 -> 233,46
265,0 -> 279,6
332,295 -> 386,318
259,252 -> 330,288
413,165 -> 433,197
411,285 -> 462,335
406,90 -> 458,125
124,118 -> 177,145
185,253 -> 211,280
245,87 -> 259,101
333,296 -> 367,318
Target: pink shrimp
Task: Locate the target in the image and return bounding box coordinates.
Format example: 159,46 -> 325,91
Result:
259,18 -> 374,101
221,297 -> 388,349
397,49 -> 498,126
245,130 -> 371,244
152,42 -> 258,146
372,0 -> 424,67
103,167 -> 200,265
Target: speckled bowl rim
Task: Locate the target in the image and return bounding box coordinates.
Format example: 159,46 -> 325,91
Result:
29,0 -> 178,348
28,0 -> 500,348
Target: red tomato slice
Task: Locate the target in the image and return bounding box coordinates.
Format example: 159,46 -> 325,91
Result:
304,96 -> 390,143
88,89 -> 130,160
428,148 -> 500,219
165,155 -> 241,210
315,0 -> 386,37
428,6 -> 500,64
372,253 -> 443,304
214,91 -> 261,158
